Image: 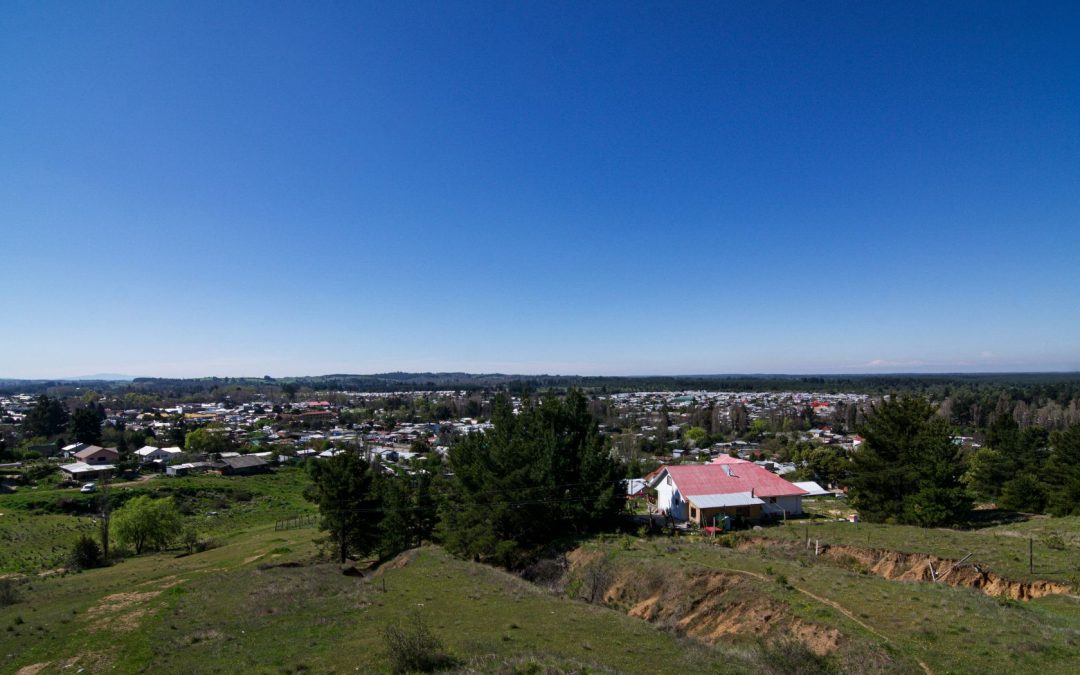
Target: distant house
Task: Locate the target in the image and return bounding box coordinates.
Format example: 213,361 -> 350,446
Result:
791,480 -> 833,497
626,478 -> 647,498
166,462 -> 213,477
134,446 -> 184,464
216,455 -> 269,475
60,461 -> 114,480
649,457 -> 807,526
74,446 -> 120,465
62,442 -> 90,457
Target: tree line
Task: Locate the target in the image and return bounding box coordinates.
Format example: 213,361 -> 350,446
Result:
813,395 -> 1080,524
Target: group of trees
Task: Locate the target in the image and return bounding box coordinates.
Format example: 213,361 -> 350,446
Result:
831,395 -> 1080,523
64,492 -> 186,570
307,391 -> 625,569
305,449 -> 444,564
964,415 -> 1080,516
19,394 -> 70,439
846,396 -> 972,526
441,391 -> 624,568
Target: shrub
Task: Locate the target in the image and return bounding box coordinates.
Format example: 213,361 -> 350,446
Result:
0,579 -> 19,607
383,611 -> 456,674
69,535 -> 103,570
181,526 -> 200,554
757,637 -> 832,674
1043,534 -> 1066,551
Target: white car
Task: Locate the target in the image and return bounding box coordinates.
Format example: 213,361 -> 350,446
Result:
79,482 -> 97,493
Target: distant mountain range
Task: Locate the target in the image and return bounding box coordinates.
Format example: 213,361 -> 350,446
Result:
0,373 -> 135,384
65,373 -> 136,381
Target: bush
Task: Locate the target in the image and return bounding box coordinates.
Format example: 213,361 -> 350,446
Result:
1043,534 -> 1066,551
757,637 -> 832,674
181,526 -> 200,554
383,611 -> 456,674
0,579 -> 19,607
69,535 -> 103,570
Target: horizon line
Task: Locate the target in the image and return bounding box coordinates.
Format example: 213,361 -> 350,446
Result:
3,369 -> 1080,383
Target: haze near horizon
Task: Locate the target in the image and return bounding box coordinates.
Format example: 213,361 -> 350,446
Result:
2,1 -> 1078,378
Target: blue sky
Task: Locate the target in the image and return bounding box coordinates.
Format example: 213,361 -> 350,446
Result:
2,1 -> 1078,378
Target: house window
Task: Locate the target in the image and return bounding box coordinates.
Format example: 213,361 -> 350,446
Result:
690,506 -> 697,519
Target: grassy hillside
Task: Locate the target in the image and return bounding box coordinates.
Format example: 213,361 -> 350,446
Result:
0,468 -> 316,574
3,472 -> 1079,673
0,513 -> 96,574
575,534 -> 1080,674
763,501 -> 1080,585
1,526 -> 774,674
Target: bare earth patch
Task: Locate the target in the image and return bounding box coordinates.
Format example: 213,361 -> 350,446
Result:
86,590 -> 161,616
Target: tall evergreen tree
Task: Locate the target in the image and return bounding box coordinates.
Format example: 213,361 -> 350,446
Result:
847,395 -> 971,526
441,390 -> 624,568
21,395 -> 69,439
69,407 -> 103,445
306,451 -> 382,563
1043,424 -> 1080,516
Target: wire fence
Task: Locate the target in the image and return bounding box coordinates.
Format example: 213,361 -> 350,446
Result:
275,514 -> 318,531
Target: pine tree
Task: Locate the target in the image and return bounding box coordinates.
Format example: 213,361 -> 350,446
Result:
847,395 -> 971,526
307,450 -> 382,563
1044,424 -> 1080,516
441,390 -> 624,568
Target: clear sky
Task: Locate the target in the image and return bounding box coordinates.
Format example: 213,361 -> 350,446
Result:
2,1 -> 1078,378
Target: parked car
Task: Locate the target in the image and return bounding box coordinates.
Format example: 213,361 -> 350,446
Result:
80,482 -> 97,493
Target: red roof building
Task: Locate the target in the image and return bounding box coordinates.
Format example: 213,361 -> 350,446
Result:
650,462 -> 807,525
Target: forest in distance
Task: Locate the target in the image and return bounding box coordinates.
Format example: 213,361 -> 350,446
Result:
5,370 -> 1080,399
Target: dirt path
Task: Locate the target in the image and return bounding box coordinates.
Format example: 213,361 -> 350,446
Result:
703,563 -> 934,675
109,474 -> 158,488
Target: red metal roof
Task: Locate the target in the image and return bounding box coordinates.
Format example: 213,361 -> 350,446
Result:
660,463 -> 807,498
710,455 -> 752,465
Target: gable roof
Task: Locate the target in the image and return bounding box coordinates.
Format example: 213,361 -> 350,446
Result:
74,445 -> 118,459
791,481 -> 832,497
220,455 -> 268,469
651,463 -> 807,499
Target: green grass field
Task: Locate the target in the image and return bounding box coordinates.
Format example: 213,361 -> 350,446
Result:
0,513 -> 96,574
0,467 -> 316,574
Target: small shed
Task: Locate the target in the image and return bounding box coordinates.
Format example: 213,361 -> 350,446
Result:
217,455 -> 270,475
60,462 -> 114,480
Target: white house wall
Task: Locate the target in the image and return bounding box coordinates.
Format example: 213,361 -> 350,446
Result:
776,495 -> 803,516
654,473 -> 688,521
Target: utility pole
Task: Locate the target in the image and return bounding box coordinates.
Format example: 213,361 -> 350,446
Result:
99,472 -> 111,561
1029,537 -> 1034,575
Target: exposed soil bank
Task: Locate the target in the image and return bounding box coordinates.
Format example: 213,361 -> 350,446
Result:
742,538 -> 1072,600
566,548 -> 844,656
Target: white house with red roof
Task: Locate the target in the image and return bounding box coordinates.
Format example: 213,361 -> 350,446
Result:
649,456 -> 807,525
